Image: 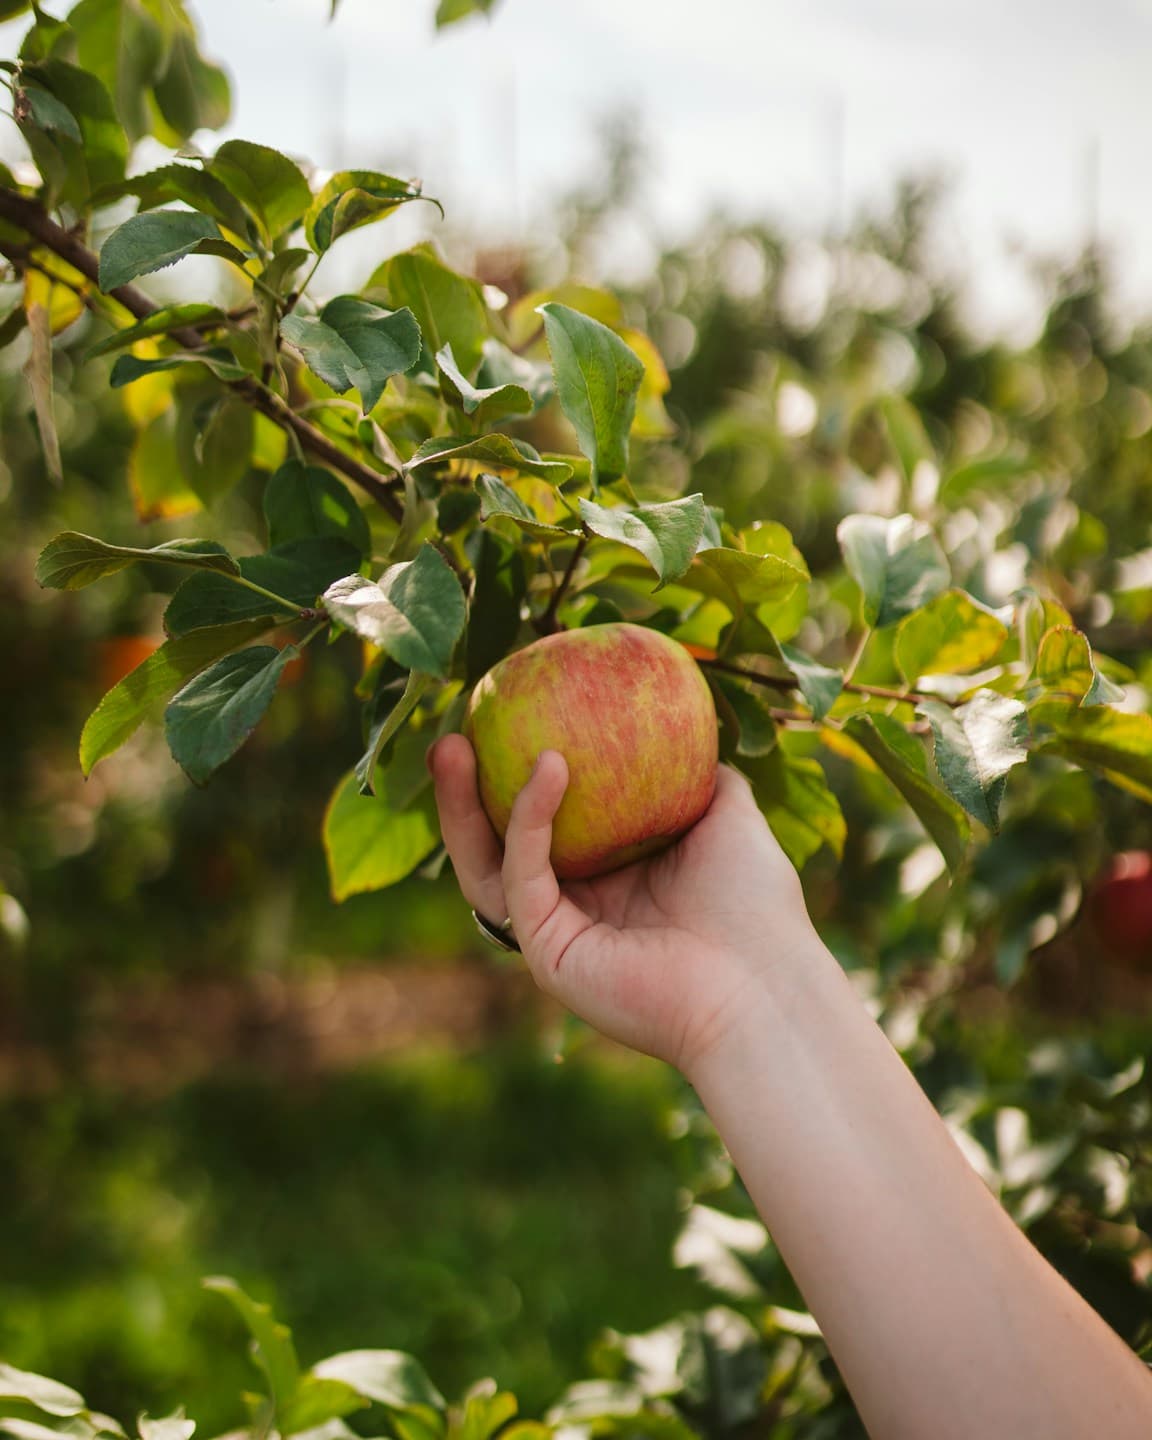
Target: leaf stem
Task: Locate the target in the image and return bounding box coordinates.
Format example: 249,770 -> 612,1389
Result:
537,532 -> 588,634
843,624 -> 873,687
226,574 -> 309,615
700,657 -> 955,709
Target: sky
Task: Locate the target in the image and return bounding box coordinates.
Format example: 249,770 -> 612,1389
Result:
5,0 -> 1152,336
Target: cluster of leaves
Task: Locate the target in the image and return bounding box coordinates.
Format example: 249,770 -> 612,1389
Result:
3,2 -> 1152,919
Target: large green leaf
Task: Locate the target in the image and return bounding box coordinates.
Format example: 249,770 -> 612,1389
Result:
305,171 -> 435,254
109,348 -> 249,388
281,298 -> 421,412
18,58 -> 128,202
475,474 -> 571,539
311,1351 -> 446,1412
837,513 -> 950,628
264,461 -> 370,557
408,435 -> 572,483
321,546 -> 465,677
778,644 -> 843,722
371,246 -> 487,372
36,532 -> 238,590
98,210 -> 244,292
150,25 -> 231,142
738,746 -> 846,869
165,645 -> 295,784
538,303 -> 644,487
895,589 -> 1009,681
0,1365 -> 85,1417
79,619 -> 272,775
578,495 -> 705,587
164,540 -> 361,636
202,1277 -> 299,1414
843,714 -> 970,872
685,547 -> 807,613
323,780 -> 441,902
436,342 -> 532,425
95,163 -> 251,240
1036,707 -> 1152,804
356,671 -> 434,796
918,691 -> 1029,831
86,303 -> 226,359
464,528 -> 527,682
67,0 -> 166,142
1029,625 -> 1124,723
206,140 -> 311,245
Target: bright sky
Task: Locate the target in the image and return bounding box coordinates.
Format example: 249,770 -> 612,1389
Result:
6,0 -> 1152,336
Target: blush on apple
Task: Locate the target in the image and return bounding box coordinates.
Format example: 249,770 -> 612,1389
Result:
465,622 -> 719,880
1090,851 -> 1152,964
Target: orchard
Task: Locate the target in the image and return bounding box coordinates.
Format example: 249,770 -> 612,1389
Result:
0,0 -> 1150,1435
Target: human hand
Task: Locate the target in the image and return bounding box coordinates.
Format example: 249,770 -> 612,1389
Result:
427,734 -> 822,1073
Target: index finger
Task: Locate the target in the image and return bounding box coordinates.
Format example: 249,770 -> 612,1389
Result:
427,734 -> 508,922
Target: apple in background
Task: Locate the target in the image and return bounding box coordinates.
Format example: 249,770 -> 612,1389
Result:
1089,851 -> 1152,963
465,623 -> 719,880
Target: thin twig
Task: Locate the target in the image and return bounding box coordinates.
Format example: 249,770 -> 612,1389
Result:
536,532 -> 588,634
701,657 -> 951,708
0,187 -> 405,520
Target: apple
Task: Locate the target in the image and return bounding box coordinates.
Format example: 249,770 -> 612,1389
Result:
465,622 -> 719,880
1089,851 -> 1152,963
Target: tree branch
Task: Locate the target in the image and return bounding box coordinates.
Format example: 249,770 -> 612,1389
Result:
701,657 -> 956,709
536,532 -> 588,635
0,187 -> 404,521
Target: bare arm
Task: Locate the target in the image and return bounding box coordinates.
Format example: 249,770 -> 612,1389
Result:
429,738 -> 1152,1439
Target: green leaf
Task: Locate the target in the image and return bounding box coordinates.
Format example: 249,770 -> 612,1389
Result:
95,164 -> 251,240
67,0 -> 167,142
264,461 -> 370,557
918,690 -> 1029,831
464,529 -> 526,682
36,531 -> 238,590
98,211 -> 236,292
85,304 -> 226,359
875,394 -> 934,482
436,342 -> 532,424
842,713 -> 970,872
475,474 -> 570,539
150,26 -> 231,142
578,495 -> 705,588
203,1277 -> 299,1414
408,436 -> 572,483
895,588 -> 1009,681
371,246 -> 487,373
1029,625 -> 1125,723
174,390 -> 254,507
281,298 -> 421,413
279,1379 -> 367,1438
0,1365 -> 85,1417
837,513 -> 950,628
28,58 -> 128,199
708,674 -> 778,758
206,140 -> 311,245
1035,708 -> 1152,805
778,644 -> 843,722
17,82 -> 81,142
79,619 -> 272,775
356,671 -> 434,795
686,547 -> 807,613
538,303 -> 644,487
109,348 -> 249,388
323,780 -> 441,902
740,522 -> 809,641
456,1390 -> 517,1440
164,540 -> 361,637
321,546 -> 465,677
476,338 -> 554,410
164,645 -> 295,784
738,746 -> 846,869
137,1412 -> 195,1440
306,171 -> 437,254
311,1351 -> 445,1412
435,0 -> 497,25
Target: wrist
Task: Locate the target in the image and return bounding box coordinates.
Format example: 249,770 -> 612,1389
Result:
680,928 -> 842,1091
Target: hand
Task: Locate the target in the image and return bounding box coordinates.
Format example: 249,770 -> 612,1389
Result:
427,734 -> 822,1073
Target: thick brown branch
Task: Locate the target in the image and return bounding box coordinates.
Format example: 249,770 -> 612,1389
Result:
0,187 -> 404,521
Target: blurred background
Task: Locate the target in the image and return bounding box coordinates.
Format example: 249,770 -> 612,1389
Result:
1,1 -> 1151,1435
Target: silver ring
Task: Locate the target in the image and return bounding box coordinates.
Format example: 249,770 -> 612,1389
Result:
472,909 -> 521,954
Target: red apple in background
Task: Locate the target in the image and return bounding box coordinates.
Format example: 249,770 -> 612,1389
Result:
1089,851 -> 1152,964
465,623 -> 719,880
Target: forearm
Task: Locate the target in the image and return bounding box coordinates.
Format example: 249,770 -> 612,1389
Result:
686,936 -> 1152,1440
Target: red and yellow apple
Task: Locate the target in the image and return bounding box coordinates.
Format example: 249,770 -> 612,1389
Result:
465,622 -> 719,880
1089,851 -> 1152,964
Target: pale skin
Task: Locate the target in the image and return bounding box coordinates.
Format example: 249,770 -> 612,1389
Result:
428,735 -> 1152,1440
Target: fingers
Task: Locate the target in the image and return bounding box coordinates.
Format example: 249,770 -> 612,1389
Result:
427,734 -> 507,922
502,750 -> 593,970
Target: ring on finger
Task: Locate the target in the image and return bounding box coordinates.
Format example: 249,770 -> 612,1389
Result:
472,909 -> 521,954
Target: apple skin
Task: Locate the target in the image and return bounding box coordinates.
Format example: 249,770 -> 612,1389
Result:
1090,851 -> 1152,964
465,623 -> 719,880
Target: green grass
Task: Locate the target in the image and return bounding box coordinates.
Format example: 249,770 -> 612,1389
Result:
0,1038 -> 710,1435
